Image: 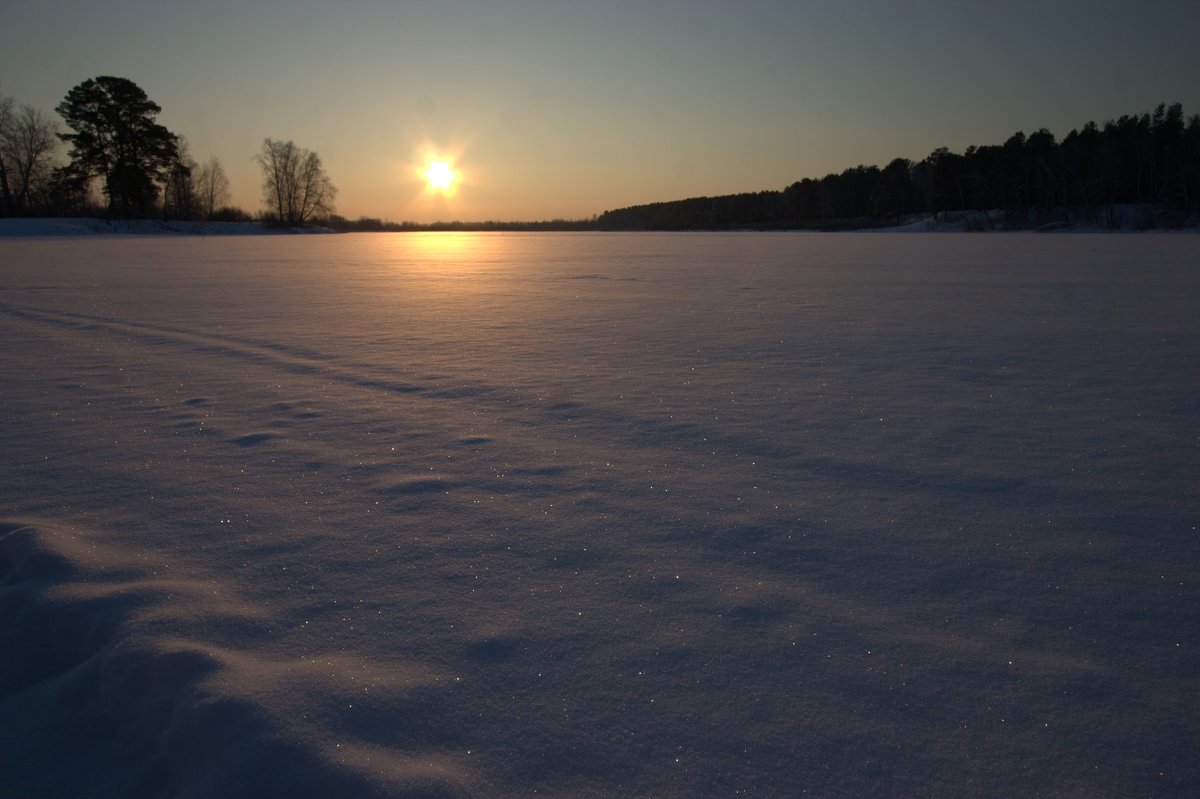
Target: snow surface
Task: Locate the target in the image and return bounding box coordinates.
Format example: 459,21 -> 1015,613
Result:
2,232 -> 1198,797
0,217 -> 326,237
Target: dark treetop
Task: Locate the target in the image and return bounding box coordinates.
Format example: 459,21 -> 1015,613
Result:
55,76 -> 178,218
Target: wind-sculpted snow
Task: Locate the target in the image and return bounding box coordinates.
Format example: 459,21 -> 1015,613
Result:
0,520 -> 473,798
1,232 -> 1198,797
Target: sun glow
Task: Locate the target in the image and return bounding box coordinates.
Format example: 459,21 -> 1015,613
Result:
422,158 -> 459,194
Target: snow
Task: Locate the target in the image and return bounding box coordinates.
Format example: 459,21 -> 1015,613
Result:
0,217 -> 329,237
2,231 -> 1198,797
865,206 -> 1200,233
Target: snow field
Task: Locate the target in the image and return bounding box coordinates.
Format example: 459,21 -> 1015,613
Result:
2,232 -> 1198,797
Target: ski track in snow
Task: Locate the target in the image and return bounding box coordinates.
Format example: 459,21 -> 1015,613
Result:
2,232 -> 1199,797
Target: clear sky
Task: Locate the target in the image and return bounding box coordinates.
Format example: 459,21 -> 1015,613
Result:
3,0 -> 1198,222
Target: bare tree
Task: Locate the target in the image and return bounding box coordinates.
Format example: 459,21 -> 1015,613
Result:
161,135 -> 197,219
0,100 -> 59,215
254,138 -> 336,225
0,92 -> 14,214
194,156 -> 230,219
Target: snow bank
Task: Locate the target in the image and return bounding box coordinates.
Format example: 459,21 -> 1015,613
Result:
0,218 -> 332,237
866,205 -> 1199,232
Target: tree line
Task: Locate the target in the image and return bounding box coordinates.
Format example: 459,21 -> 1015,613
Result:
6,82 -> 1198,232
0,76 -> 335,225
597,103 -> 1200,230
321,216 -> 596,233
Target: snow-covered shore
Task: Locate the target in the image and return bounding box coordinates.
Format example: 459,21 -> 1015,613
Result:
4,210 -> 1196,238
0,218 -> 333,237
870,205 -> 1199,232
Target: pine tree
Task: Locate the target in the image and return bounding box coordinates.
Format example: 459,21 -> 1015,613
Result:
55,76 -> 178,217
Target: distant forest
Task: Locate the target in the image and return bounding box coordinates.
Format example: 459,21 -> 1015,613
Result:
596,103 -> 1200,231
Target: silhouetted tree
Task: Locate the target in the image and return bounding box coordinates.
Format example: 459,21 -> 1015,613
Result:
55,76 -> 178,217
0,91 -> 12,214
0,103 -> 59,214
871,158 -> 915,223
1060,123 -> 1100,217
161,136 -> 197,219
1151,103 -> 1187,206
1025,128 -> 1059,212
919,147 -> 967,213
194,156 -> 230,219
1183,114 -> 1200,209
254,138 -> 336,225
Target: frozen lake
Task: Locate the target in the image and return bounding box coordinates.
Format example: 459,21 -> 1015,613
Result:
2,232 -> 1198,797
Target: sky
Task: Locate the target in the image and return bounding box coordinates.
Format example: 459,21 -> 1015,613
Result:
3,0 -> 1199,223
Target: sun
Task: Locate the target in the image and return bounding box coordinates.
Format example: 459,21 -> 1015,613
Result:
422,158 -> 459,194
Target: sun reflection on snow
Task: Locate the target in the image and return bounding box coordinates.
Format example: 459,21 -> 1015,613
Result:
351,230 -> 514,272
404,231 -> 483,261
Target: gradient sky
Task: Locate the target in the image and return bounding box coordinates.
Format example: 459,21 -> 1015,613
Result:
3,1 -> 1198,222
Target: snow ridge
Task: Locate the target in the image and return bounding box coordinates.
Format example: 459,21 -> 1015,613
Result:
0,520 -> 474,798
